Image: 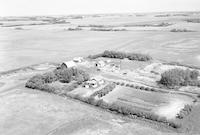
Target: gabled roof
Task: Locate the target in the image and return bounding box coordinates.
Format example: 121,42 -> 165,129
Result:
62,61 -> 76,68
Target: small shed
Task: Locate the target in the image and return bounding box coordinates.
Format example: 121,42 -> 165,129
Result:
95,60 -> 105,68
73,57 -> 83,63
61,61 -> 76,69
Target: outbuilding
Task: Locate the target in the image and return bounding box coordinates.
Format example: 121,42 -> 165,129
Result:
61,61 -> 76,69
73,57 -> 84,63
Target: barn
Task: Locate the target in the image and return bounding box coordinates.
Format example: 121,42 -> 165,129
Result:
61,61 -> 76,69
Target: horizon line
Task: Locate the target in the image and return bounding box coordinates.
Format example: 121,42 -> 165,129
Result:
1,10 -> 200,17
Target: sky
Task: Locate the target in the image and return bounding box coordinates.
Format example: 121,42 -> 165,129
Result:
0,0 -> 200,16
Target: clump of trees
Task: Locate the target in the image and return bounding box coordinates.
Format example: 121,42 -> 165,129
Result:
53,68 -> 90,83
88,50 -> 152,61
159,68 -> 200,88
25,67 -> 90,93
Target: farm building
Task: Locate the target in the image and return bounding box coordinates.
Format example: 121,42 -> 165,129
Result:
83,76 -> 105,88
95,60 -> 105,68
73,57 -> 84,63
61,61 -> 76,69
90,76 -> 105,85
84,80 -> 98,88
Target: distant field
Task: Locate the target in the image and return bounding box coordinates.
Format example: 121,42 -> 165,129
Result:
0,12 -> 200,72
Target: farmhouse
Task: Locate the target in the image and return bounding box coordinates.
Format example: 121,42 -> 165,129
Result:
61,61 -> 76,69
83,76 -> 105,88
84,80 -> 98,88
91,77 -> 105,85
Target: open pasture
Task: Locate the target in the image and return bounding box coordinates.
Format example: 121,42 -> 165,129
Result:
102,86 -> 194,119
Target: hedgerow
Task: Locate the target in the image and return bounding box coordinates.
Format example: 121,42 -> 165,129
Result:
88,50 -> 152,61
91,83 -> 116,98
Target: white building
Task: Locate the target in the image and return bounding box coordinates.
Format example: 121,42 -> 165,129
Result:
73,57 -> 84,63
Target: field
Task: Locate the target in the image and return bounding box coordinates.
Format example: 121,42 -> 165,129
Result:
102,86 -> 194,119
1,12 -> 200,135
1,12 -> 200,72
0,64 -> 180,135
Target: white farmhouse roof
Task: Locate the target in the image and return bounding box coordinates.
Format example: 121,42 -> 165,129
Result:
62,61 -> 76,68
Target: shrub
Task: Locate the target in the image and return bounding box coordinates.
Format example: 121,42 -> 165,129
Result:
150,88 -> 156,91
144,87 -> 150,91
135,85 -> 139,89
139,86 -> 145,90
176,104 -> 192,119
121,82 -> 125,86
116,82 -> 120,85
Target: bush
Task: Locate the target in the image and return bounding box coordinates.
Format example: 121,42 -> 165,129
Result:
116,82 -> 120,85
159,68 -> 200,88
88,50 -> 152,61
139,86 -> 145,90
135,85 -> 139,89
144,87 -> 150,91
176,104 -> 192,119
121,82 -> 125,86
